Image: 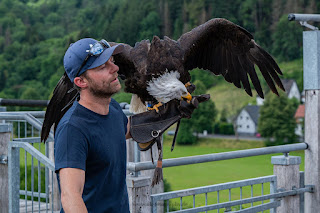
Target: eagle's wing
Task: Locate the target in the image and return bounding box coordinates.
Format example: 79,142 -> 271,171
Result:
110,42 -> 136,79
178,18 -> 284,98
41,73 -> 77,142
41,43 -> 135,142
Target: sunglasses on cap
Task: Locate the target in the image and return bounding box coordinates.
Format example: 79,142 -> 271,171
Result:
75,39 -> 111,77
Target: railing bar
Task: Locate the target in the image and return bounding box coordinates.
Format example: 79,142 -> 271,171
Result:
151,175 -> 277,200
167,199 -> 169,212
127,143 -> 308,172
19,190 -> 47,198
11,141 -> 55,170
205,193 -> 207,213
24,121 -> 27,138
229,189 -> 231,201
251,185 -> 253,207
262,183 -> 264,208
18,121 -> 20,138
32,125 -> 34,137
193,195 -> 195,208
240,187 -> 242,210
180,197 -> 182,210
217,190 -> 219,213
38,160 -> 41,212
31,152 -> 34,212
25,150 -> 27,213
51,171 -> 54,212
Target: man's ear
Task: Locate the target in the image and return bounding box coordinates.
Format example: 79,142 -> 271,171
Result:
74,76 -> 88,89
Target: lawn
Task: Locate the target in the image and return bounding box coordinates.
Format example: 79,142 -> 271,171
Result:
161,136 -> 305,211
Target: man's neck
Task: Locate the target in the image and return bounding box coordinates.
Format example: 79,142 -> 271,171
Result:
78,93 -> 111,115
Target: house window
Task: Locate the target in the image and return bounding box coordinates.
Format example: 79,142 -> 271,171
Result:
247,125 -> 249,128
239,125 -> 242,128
246,117 -> 249,120
240,116 -> 242,120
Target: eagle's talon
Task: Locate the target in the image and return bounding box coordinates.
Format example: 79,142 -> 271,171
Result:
185,82 -> 192,88
148,102 -> 163,113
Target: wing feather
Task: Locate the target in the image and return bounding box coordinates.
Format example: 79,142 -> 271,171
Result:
41,73 -> 77,142
178,18 -> 284,98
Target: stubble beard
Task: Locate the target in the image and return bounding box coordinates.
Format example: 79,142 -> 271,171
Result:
87,77 -> 121,99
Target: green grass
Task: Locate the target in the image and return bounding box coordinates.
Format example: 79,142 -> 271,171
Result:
207,82 -> 257,117
162,136 -> 305,211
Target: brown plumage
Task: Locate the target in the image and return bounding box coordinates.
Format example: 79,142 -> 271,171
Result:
41,18 -> 284,142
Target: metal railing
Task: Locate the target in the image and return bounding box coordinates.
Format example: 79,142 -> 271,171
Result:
1,111 -> 59,212
151,172 -> 313,213
1,111 -> 310,213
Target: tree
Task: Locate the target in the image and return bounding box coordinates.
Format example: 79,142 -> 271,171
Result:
258,92 -> 297,145
272,14 -> 303,61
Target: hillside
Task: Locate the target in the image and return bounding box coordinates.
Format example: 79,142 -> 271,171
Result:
0,0 -> 312,113
206,58 -> 303,118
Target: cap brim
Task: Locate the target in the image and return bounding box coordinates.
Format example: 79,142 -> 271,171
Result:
87,44 -> 124,70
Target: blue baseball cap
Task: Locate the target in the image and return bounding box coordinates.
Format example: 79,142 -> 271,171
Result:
63,38 -> 124,82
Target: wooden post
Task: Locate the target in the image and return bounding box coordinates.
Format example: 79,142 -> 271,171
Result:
303,30 -> 320,212
127,176 -> 151,212
272,155 -> 301,212
0,124 -> 12,213
140,139 -> 164,213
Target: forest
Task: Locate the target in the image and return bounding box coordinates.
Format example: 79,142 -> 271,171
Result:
0,0 -> 318,106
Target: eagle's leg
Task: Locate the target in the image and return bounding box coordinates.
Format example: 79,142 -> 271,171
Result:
183,82 -> 193,103
148,102 -> 163,113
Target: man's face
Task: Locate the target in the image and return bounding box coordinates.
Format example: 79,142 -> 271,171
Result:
83,56 -> 121,98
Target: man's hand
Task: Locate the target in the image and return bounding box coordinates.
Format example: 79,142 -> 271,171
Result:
59,168 -> 88,213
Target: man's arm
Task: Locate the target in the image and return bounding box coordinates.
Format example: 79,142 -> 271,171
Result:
59,168 -> 87,213
126,119 -> 131,139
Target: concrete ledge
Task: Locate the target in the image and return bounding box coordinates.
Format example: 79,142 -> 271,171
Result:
0,124 -> 12,133
271,155 -> 301,165
126,175 -> 151,188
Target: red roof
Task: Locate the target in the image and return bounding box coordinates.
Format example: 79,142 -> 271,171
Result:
295,104 -> 305,119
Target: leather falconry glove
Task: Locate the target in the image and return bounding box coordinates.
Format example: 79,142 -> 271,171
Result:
129,94 -> 210,186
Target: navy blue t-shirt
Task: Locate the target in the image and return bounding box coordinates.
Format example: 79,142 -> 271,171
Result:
54,99 -> 129,213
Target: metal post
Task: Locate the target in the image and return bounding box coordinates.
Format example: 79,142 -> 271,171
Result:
272,155 -> 301,212
0,124 -> 12,213
303,30 -> 320,213
48,141 -> 61,211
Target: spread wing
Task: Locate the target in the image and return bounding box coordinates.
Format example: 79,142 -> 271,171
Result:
41,73 -> 77,142
178,18 -> 284,98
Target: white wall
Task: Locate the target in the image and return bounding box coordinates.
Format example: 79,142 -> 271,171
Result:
288,82 -> 300,101
236,110 -> 256,135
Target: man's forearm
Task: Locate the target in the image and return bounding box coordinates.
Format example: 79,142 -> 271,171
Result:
61,193 -> 88,213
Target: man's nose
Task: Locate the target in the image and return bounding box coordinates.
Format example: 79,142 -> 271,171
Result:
111,62 -> 119,73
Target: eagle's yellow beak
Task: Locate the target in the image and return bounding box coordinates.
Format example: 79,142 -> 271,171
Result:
182,92 -> 192,102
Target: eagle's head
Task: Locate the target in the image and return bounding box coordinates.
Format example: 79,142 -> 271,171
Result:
147,70 -> 191,103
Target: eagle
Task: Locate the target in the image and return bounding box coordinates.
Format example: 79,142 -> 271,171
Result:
41,18 -> 284,142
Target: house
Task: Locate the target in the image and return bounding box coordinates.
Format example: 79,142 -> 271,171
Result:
235,105 -> 260,136
281,79 -> 300,101
294,104 -> 305,138
255,79 -> 300,106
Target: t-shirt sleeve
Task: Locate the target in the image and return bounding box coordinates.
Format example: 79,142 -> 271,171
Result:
54,124 -> 88,173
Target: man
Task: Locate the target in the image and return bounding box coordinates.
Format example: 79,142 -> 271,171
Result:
54,38 -> 130,212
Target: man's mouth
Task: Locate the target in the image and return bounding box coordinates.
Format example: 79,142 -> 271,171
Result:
111,76 -> 119,83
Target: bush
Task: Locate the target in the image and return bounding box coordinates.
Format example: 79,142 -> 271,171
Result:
214,122 -> 234,135
176,120 -> 197,145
